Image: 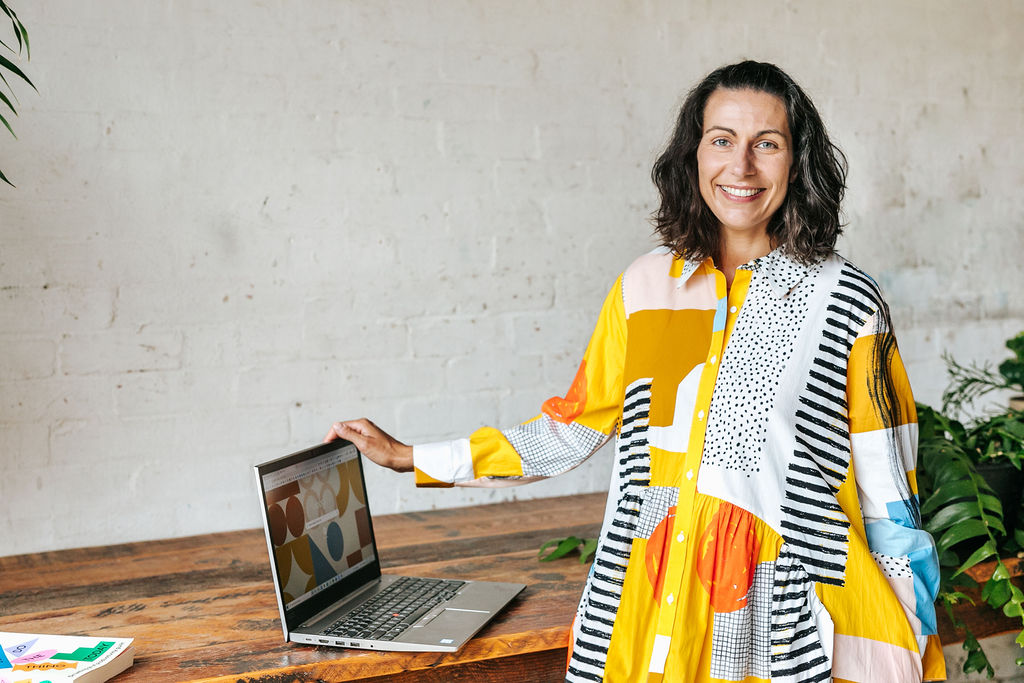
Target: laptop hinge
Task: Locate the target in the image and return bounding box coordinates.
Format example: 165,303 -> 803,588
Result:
298,577 -> 382,629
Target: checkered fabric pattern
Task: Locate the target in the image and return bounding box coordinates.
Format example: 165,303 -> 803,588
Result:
503,416 -> 605,477
635,486 -> 678,539
710,560 -> 773,680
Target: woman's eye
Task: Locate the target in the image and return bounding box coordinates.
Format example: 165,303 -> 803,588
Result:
711,138 -> 730,147
756,140 -> 779,150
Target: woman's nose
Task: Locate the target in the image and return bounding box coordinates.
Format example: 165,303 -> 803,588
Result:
731,148 -> 755,176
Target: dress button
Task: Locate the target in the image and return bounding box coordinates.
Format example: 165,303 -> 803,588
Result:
697,410 -> 705,420
710,355 -> 717,365
730,305 -> 737,313
686,469 -> 694,480
666,593 -> 674,605
677,532 -> 685,543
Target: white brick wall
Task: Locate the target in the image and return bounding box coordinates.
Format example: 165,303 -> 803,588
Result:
0,0 -> 1022,555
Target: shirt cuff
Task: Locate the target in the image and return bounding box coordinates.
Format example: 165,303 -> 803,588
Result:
412,438 -> 474,487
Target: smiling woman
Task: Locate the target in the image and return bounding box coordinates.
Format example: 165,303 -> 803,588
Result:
652,61 -> 847,277
328,61 -> 945,682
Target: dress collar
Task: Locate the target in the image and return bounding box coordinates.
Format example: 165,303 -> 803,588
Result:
676,247 -> 816,298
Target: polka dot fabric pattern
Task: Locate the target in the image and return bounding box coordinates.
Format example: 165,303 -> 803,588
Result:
700,256 -> 817,475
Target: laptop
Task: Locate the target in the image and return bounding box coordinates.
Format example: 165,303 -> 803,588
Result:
254,438 -> 525,652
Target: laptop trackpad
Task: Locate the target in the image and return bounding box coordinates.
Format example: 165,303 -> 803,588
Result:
405,607 -> 491,645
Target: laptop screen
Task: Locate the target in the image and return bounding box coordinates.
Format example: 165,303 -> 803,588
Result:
257,441 -> 380,619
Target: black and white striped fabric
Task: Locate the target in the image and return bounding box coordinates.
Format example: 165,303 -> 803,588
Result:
566,378 -> 653,683
769,548 -> 833,683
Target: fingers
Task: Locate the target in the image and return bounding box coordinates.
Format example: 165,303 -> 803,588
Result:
326,421 -> 367,449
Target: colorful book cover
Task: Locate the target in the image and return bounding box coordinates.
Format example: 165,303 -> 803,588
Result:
0,632 -> 134,683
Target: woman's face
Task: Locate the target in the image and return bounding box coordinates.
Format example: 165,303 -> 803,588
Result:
696,88 -> 794,242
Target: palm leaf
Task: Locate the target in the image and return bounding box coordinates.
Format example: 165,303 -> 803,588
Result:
0,109 -> 14,137
0,51 -> 34,90
0,86 -> 16,114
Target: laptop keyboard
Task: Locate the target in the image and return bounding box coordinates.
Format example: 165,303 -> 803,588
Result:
324,576 -> 466,641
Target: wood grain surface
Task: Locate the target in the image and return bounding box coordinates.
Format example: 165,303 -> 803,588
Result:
1,490 -> 1009,681
0,493 -> 604,682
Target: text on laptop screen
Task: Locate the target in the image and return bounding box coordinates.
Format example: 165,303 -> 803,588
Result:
260,443 -> 377,610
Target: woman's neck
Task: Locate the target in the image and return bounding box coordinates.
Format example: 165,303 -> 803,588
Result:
715,230 -> 773,289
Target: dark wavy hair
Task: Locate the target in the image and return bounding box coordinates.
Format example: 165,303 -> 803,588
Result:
651,60 -> 847,265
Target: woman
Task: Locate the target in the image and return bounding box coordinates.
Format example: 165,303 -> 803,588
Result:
327,61 -> 945,682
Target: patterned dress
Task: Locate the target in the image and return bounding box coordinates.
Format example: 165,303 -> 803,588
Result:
412,247 -> 945,682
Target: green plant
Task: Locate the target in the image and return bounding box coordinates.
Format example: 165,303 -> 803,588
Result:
918,403 -> 1024,677
0,0 -> 34,186
538,535 -> 598,564
944,332 -> 1024,416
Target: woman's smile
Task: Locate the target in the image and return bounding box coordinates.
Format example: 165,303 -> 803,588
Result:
718,185 -> 765,200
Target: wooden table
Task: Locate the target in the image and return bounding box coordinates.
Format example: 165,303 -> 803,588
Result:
2,490 -> 1013,682
0,493 -> 606,682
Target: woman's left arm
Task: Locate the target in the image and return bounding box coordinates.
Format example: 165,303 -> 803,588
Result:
847,309 -> 944,674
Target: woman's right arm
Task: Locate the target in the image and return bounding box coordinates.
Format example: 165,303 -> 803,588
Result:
328,274 -> 629,488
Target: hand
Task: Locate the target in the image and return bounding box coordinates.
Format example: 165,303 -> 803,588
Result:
324,418 -> 414,473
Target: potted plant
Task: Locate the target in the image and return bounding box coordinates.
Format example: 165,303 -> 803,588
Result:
944,331 -> 1024,415
917,331 -> 1024,676
917,403 -> 1024,677
940,333 -> 1024,540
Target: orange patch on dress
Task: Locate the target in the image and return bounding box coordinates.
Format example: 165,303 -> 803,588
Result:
696,503 -> 761,612
543,359 -> 588,424
644,506 -> 676,603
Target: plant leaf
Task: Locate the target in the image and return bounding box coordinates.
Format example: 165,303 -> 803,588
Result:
538,536 -> 582,562
937,519 -> 991,555
0,51 -> 34,90
953,539 -> 998,577
0,86 -> 16,115
921,479 -> 987,515
982,576 -> 1011,608
579,538 -> 598,564
924,501 -> 985,535
0,109 -> 14,137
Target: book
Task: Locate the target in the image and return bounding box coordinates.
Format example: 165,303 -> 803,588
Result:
0,631 -> 134,683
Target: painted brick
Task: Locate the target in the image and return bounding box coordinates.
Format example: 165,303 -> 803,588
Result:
1,0 -> 1022,559
0,376 -> 118,423
0,338 -> 57,381
409,316 -> 510,358
113,369 -> 237,418
446,351 -> 543,394
396,391 -> 502,444
0,286 -> 115,335
0,422 -> 50,470
235,361 -> 342,409
303,314 -> 409,362
60,328 -> 182,376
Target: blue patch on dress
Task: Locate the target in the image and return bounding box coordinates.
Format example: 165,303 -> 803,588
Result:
713,298 -> 727,333
865,517 -> 940,635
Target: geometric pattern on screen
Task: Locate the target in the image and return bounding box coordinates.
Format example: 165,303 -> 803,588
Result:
264,455 -> 373,605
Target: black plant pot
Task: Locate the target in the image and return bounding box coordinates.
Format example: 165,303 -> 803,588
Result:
974,459 -> 1024,535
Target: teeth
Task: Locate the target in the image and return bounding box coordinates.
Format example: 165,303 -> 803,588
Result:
721,186 -> 761,197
